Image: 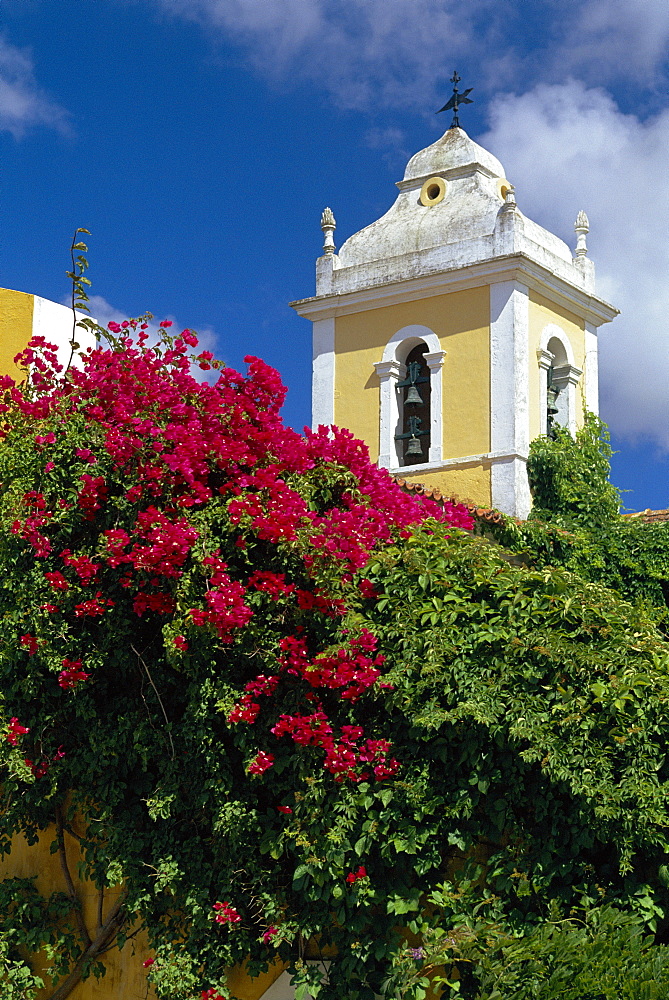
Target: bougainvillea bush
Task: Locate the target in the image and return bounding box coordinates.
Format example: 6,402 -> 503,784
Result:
3,321 -> 669,1000
0,320 -> 474,998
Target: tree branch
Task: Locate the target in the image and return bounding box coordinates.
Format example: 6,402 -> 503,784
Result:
55,806 -> 91,950
131,643 -> 175,759
47,891 -> 127,1000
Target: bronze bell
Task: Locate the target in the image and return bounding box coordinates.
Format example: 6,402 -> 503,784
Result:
405,385 -> 423,406
546,385 -> 559,415
406,436 -> 423,456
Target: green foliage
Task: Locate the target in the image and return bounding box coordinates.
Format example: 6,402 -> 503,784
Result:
386,883 -> 669,999
488,414 -> 669,617
527,414 -> 621,528
467,904 -> 669,999
2,317 -> 669,1000
64,229 -> 102,373
362,525 -> 669,895
358,526 -> 669,995
0,930 -> 44,1000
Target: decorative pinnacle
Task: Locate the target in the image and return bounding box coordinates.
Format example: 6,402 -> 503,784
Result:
320,206 -> 336,256
574,210 -> 589,258
437,70 -> 474,129
575,210 -> 589,231
503,184 -> 516,208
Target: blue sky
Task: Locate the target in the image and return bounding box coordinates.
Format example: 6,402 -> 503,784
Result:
0,0 -> 667,510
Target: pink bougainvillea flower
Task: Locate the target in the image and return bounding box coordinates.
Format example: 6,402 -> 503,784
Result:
262,926 -> 278,944
24,757 -> 49,778
277,805 -> 293,814
345,865 -> 367,884
58,659 -> 90,690
142,957 -> 155,968
4,324 -> 474,799
6,717 -> 29,746
213,901 -> 242,925
20,634 -> 39,656
248,751 -> 274,775
181,329 -> 198,348
357,578 -> 379,600
73,592 -> 114,617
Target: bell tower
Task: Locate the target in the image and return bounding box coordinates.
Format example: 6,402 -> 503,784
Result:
291,125 -> 618,517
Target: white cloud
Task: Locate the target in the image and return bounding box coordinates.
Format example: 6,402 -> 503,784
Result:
152,0 -> 497,110
150,0 -> 669,108
556,0 -> 669,88
479,80 -> 669,449
0,35 -> 70,137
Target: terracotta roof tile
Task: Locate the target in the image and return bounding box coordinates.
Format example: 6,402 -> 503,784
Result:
393,477 -> 509,525
623,508 -> 669,524
397,479 -> 669,528
396,470 -> 669,537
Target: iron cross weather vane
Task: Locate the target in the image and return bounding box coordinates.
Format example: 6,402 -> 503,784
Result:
437,71 -> 473,129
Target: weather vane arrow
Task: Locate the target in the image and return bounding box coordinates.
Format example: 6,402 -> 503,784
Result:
437,71 -> 473,129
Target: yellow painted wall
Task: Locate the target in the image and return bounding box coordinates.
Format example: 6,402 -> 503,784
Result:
399,464 -> 492,508
0,827 -> 288,1000
334,287 -> 490,464
528,292 -> 586,439
0,826 -> 155,1000
0,287 -> 35,380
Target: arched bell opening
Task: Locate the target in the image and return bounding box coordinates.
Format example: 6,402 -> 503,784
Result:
395,343 -> 431,466
537,326 -> 583,439
374,325 -> 445,471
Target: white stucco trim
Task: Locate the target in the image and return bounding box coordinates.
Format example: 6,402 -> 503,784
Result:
291,253 -> 619,328
536,346 -> 553,436
376,325 -> 444,469
424,349 -> 445,463
312,317 -> 335,428
375,358 -> 405,468
489,281 -> 531,518
259,963 -> 330,1000
584,321 -> 599,414
390,448 -> 528,476
381,324 -> 442,361
552,362 -> 583,436
491,455 -> 531,517
32,296 -> 96,373
539,323 -> 575,365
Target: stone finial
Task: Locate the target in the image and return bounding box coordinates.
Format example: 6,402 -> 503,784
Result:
574,210 -> 589,258
320,207 -> 337,256
504,184 -> 516,208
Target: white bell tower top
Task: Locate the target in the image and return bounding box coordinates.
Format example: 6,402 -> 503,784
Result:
315,127 -> 597,300
292,126 -> 618,519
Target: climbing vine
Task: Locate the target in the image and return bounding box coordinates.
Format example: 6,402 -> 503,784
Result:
1,314 -> 669,999
488,413 -> 669,620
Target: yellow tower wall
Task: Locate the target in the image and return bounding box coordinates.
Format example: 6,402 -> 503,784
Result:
334,286 -> 491,504
396,461 -> 493,508
0,826 -> 155,1000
